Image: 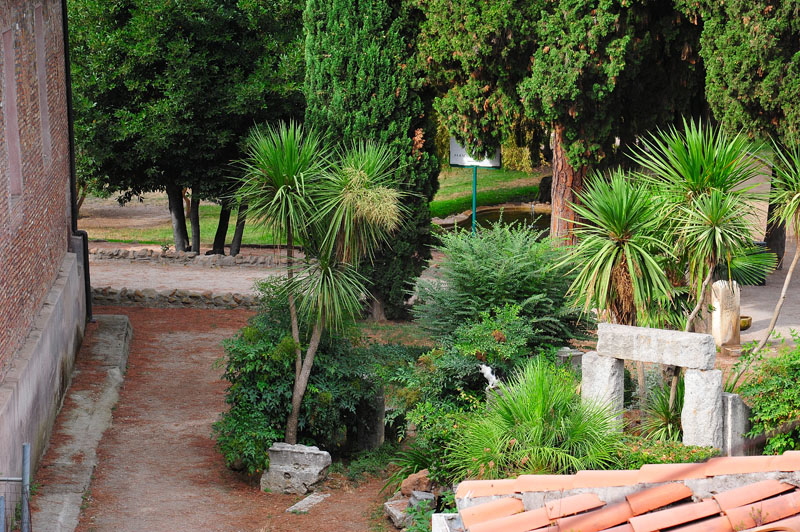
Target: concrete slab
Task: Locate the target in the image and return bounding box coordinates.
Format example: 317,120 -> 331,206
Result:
32,315 -> 132,532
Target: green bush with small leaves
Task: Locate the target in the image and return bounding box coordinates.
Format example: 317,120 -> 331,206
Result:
617,436 -> 719,470
740,331 -> 800,454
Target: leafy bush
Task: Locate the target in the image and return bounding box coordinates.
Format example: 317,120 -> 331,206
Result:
452,304 -> 536,366
617,436 -> 719,469
740,331 -> 800,454
214,281 -> 413,474
444,359 -> 623,481
413,223 -> 587,344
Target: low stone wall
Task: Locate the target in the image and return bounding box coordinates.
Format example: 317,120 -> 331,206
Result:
89,247 -> 290,267
92,286 -> 259,309
0,253 -> 86,492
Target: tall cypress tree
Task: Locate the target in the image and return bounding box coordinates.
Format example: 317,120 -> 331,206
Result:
304,0 -> 439,319
687,0 -> 800,265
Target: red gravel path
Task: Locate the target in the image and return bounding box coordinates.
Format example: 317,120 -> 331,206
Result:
75,306 -> 390,532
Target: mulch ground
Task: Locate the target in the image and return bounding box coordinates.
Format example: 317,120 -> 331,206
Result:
73,306 -> 392,532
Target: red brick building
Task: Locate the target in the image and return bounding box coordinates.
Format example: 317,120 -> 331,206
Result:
1,0 -> 89,505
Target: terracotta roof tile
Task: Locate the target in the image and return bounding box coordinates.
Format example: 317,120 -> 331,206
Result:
603,524 -> 634,532
638,462 -> 709,483
574,470 -> 641,488
704,456 -> 776,476
628,498 -> 722,532
456,479 -> 518,499
670,515 -> 734,532
468,507 -> 550,532
545,492 -> 605,519
747,513 -> 800,532
555,501 -> 634,532
515,474 -> 574,492
460,497 -> 525,529
626,482 -> 694,515
712,480 -> 795,511
773,451 -> 800,472
723,489 -> 800,530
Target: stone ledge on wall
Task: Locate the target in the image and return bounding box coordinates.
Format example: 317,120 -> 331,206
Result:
88,247 -> 290,267
92,286 -> 259,309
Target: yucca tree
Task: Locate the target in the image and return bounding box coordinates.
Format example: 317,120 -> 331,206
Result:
753,141 -> 800,354
566,170 -> 673,327
283,142 -> 406,443
237,125 -> 405,444
237,121 -> 329,372
630,119 -> 765,332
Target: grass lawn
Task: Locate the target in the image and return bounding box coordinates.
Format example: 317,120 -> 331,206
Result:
430,166 -> 548,218
87,204 -> 278,246
85,165 -> 548,245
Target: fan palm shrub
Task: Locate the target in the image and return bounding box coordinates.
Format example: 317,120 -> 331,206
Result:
444,359 -> 622,481
640,374 -> 684,442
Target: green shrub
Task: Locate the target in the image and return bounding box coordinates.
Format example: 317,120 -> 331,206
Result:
444,359 -> 623,481
740,331 -> 800,454
452,304 -> 536,367
617,436 -> 719,469
413,223 -> 587,345
213,281 -> 412,474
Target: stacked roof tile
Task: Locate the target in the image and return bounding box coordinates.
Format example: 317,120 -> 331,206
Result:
444,452 -> 800,532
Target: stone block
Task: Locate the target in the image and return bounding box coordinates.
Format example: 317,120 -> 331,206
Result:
711,280 -> 740,347
682,369 -> 723,449
722,392 -> 754,456
581,351 -> 624,423
384,498 -> 411,528
596,323 -> 716,369
410,490 -> 436,508
261,443 -> 331,495
285,493 -> 330,514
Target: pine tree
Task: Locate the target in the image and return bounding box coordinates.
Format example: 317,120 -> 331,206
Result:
304,0 -> 439,318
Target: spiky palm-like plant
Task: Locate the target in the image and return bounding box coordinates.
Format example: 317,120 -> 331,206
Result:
444,359 -> 622,481
753,141 -> 800,354
566,170 -> 673,326
630,119 -> 765,331
237,125 -> 404,444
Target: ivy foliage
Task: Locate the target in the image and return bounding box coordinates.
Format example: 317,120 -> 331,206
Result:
304,0 -> 439,317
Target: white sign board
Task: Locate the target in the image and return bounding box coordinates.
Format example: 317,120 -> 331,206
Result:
449,137 -> 501,168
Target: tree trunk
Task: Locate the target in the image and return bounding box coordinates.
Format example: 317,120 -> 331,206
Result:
76,180 -> 87,217
286,224 -> 303,386
182,187 -> 191,219
368,292 -> 386,321
668,266 -> 716,409
230,204 -> 247,256
210,201 -> 231,254
166,184 -> 189,251
189,196 -> 200,253
766,203 -> 786,270
753,236 -> 799,355
285,320 -> 323,444
550,125 -> 587,246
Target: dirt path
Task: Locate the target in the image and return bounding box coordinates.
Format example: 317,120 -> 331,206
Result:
74,307 -> 390,532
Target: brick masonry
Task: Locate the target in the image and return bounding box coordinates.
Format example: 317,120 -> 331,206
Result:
0,0 -> 72,381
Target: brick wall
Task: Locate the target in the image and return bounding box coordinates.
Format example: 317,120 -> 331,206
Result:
0,0 -> 71,379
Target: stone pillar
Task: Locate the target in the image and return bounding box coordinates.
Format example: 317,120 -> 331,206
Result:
682,369 -> 723,449
711,280 -> 740,347
581,351 -> 624,427
722,392 -> 754,456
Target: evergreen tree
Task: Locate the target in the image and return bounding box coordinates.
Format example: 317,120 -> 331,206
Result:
687,0 -> 800,264
70,0 -> 305,250
418,0 -> 703,243
304,0 -> 439,318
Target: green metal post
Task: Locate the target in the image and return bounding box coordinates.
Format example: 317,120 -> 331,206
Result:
471,166 -> 477,234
